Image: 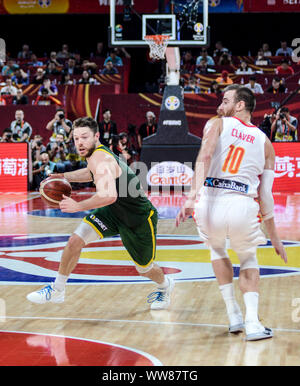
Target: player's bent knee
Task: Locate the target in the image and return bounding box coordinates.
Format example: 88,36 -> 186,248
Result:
210,246 -> 230,261
73,221 -> 100,245
135,262 -> 154,275
67,233 -> 85,251
236,247 -> 259,271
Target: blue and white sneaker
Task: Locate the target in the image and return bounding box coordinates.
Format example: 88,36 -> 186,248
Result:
147,277 -> 175,310
245,321 -> 273,341
27,284 -> 65,304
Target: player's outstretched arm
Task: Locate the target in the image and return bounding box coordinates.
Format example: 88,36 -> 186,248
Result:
52,168 -> 93,183
259,138 -> 287,263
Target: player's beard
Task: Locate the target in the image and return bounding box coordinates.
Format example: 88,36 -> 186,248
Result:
85,143 -> 97,158
223,106 -> 236,117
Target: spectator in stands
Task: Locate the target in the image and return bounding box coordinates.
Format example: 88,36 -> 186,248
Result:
276,59 -> 295,75
46,108 -> 73,142
267,76 -> 286,93
213,41 -> 229,58
114,47 -> 131,59
63,57 -> 81,76
31,134 -> 46,163
11,68 -> 29,85
104,49 -> 123,67
275,41 -> 293,57
46,61 -> 61,76
1,78 -> 18,96
98,108 -> 118,147
35,89 -> 61,105
255,49 -> 272,66
81,59 -> 98,75
259,113 -> 277,142
0,96 -> 6,105
138,111 -> 157,149
78,70 -> 98,85
73,52 -> 82,68
271,107 -> 298,142
216,70 -> 233,85
235,60 -> 254,75
244,75 -> 264,94
110,133 -> 132,164
184,76 -> 200,93
46,132 -> 72,173
101,60 -> 119,75
38,78 -> 58,96
195,59 -> 210,74
17,44 -> 32,60
262,43 -> 272,57
90,41 -> 107,59
13,88 -> 29,105
217,52 -> 232,66
10,109 -> 32,142
27,54 -> 44,67
60,73 -> 74,85
57,44 -> 71,60
48,51 -> 62,67
181,51 -> 196,74
209,80 -> 222,95
1,59 -> 19,76
32,67 -> 46,84
0,128 -> 13,142
32,152 -> 58,190
196,48 -> 215,67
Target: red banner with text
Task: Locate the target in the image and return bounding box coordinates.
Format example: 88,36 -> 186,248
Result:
0,143 -> 28,192
273,143 -> 300,193
244,0 -> 300,13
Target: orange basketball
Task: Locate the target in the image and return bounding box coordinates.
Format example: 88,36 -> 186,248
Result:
39,176 -> 72,207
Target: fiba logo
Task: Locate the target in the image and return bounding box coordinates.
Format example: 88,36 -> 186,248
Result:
194,23 -> 204,34
115,24 -> 123,33
209,0 -> 221,7
165,96 -> 180,111
38,0 -> 51,7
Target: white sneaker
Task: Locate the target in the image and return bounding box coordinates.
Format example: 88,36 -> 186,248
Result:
245,321 -> 273,341
228,311 -> 244,333
27,283 -> 65,304
147,277 -> 175,310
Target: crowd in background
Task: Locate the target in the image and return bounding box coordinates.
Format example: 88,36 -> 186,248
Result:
0,39 -> 299,191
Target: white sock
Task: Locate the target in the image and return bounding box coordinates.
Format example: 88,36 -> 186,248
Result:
243,292 -> 259,324
219,283 -> 241,315
54,273 -> 68,291
157,276 -> 170,290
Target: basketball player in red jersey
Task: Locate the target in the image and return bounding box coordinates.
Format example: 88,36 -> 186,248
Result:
176,85 -> 287,341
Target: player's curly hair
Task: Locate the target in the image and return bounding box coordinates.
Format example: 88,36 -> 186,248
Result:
73,117 -> 99,134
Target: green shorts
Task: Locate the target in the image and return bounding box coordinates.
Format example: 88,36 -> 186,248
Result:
83,206 -> 158,268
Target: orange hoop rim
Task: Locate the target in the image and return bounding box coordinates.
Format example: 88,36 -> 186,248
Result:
144,34 -> 170,43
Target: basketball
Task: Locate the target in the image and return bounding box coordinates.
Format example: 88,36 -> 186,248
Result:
39,176 -> 72,206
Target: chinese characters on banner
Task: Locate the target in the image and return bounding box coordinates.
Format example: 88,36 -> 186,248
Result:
273,143 -> 300,193
0,143 -> 28,192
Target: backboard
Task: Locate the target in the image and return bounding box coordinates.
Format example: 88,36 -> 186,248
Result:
109,0 -> 209,48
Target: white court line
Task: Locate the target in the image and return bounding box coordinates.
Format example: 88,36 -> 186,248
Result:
3,315 -> 300,333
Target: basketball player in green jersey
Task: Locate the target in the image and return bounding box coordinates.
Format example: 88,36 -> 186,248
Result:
27,117 -> 174,310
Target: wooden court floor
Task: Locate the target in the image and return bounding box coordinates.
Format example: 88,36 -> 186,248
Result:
0,191 -> 300,366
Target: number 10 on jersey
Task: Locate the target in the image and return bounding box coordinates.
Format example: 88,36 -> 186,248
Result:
222,145 -> 245,174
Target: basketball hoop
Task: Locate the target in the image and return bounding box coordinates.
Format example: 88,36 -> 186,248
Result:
145,35 -> 170,60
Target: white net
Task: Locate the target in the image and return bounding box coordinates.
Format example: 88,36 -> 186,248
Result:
145,35 -> 170,60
